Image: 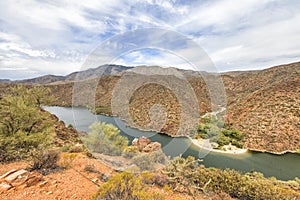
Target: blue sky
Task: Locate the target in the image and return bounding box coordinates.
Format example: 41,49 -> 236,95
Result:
0,0 -> 300,79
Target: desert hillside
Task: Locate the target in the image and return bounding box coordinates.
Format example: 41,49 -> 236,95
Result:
0,62 -> 299,153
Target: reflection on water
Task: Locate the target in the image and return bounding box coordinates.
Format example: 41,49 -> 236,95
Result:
45,106 -> 300,181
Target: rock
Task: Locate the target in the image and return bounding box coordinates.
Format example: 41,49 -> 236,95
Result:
4,169 -> 28,183
10,175 -> 27,187
38,181 -> 48,187
132,138 -> 139,146
92,178 -> 98,183
0,169 -> 44,192
137,137 -> 151,150
0,169 -> 17,180
26,171 -> 43,187
0,182 -> 12,192
143,142 -> 161,153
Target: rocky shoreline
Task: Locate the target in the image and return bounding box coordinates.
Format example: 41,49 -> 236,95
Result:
47,105 -> 299,156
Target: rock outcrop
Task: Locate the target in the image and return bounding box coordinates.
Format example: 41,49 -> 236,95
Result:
132,137 -> 162,153
0,169 -> 44,193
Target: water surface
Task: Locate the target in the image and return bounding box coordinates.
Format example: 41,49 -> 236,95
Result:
45,106 -> 300,180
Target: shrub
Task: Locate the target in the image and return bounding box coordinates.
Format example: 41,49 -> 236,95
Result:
0,85 -> 55,162
68,144 -> 84,153
60,153 -> 77,168
152,173 -> 169,187
30,149 -> 60,175
82,122 -> 128,156
164,156 -> 300,200
196,116 -> 244,148
61,144 -> 71,152
93,172 -> 164,200
122,146 -> 140,158
132,153 -> 153,171
216,134 -> 231,146
164,156 -> 201,196
151,150 -> 168,165
131,150 -> 168,171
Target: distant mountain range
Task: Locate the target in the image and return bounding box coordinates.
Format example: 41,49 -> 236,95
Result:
4,64 -> 242,85
0,61 -> 299,154
8,64 -> 133,84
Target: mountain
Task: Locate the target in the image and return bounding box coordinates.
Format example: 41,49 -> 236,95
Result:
15,75 -> 65,84
12,64 -> 133,84
224,62 -> 300,153
1,61 -> 299,154
65,64 -> 133,81
0,79 -> 11,83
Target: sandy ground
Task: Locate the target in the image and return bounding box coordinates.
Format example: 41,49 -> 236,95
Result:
0,153 -> 234,200
0,153 -> 113,200
189,137 -> 248,154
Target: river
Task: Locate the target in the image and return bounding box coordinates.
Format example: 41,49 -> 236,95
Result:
44,106 -> 300,181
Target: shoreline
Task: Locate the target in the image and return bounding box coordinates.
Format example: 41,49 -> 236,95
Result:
44,106 -> 298,156
188,137 -> 248,155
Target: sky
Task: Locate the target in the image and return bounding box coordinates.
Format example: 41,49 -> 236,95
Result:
0,0 -> 300,80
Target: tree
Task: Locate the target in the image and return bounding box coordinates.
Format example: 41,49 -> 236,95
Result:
82,122 -> 128,156
0,85 -> 55,162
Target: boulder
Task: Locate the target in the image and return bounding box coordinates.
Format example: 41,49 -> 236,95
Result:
143,142 -> 162,153
137,137 -> 151,149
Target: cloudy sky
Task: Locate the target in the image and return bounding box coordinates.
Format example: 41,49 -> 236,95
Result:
0,0 -> 300,80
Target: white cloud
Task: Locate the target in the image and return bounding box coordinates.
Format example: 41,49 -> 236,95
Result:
0,0 -> 299,79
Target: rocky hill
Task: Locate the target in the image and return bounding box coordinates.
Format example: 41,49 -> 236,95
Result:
224,62 -> 300,153
15,75 -> 65,85
1,62 -> 299,154
10,64 -> 132,85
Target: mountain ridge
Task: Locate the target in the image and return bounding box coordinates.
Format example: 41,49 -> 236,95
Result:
0,61 -> 299,153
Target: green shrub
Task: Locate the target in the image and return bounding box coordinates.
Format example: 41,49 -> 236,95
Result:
196,117 -> 244,148
0,129 -> 53,162
217,134 -> 231,146
122,146 -> 140,158
164,156 -> 201,196
0,85 -> 55,162
131,150 -> 168,171
151,150 -> 168,165
132,153 -> 153,171
93,172 -> 164,200
61,144 -> 71,152
164,156 -> 300,200
82,122 -> 128,156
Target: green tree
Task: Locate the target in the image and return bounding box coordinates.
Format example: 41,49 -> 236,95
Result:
0,85 -> 54,162
82,122 -> 128,156
196,117 -> 244,148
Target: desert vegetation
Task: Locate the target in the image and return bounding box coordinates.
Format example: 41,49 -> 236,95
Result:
92,155 -> 300,200
93,172 -> 165,200
81,122 -> 129,156
164,156 -> 300,200
196,117 -> 244,148
0,86 -> 55,162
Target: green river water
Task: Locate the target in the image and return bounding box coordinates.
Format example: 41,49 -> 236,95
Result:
44,106 -> 300,181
